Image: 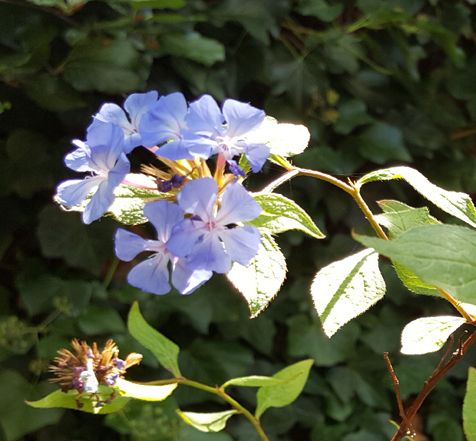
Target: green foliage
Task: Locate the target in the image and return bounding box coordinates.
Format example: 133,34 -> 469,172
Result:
227,232 -> 286,317
400,316 -> 466,355
3,0 -> 476,439
128,302 -> 181,377
177,410 -> 238,433
255,359 -> 313,418
355,224 -> 476,304
464,368 -> 476,441
311,248 -> 386,337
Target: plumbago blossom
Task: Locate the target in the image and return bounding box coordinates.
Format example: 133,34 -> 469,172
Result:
55,90 -> 312,303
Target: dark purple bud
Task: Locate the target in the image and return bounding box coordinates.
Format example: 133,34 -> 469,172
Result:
158,180 -> 173,192
227,160 -> 245,177
105,373 -> 119,385
171,174 -> 185,188
72,378 -> 84,391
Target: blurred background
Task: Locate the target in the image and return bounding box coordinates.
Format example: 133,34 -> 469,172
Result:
1,0 -> 476,439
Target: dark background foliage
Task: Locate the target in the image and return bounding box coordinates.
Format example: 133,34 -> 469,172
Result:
1,0 -> 476,439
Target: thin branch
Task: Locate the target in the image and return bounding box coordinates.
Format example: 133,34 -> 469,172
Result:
390,328 -> 476,440
384,352 -> 412,434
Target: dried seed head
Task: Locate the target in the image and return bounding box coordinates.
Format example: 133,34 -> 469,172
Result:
49,339 -> 142,393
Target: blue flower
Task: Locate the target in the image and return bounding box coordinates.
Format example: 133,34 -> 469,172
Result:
167,178 -> 262,273
115,200 -> 212,295
139,92 -> 193,159
87,91 -> 159,152
183,95 -> 270,173
56,124 -> 130,224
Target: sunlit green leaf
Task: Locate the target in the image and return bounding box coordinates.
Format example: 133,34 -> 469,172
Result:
177,409 -> 237,432
128,302 -> 181,377
311,248 -> 385,337
255,359 -> 313,418
27,386 -> 129,414
115,378 -> 177,401
358,166 -> 476,228
221,376 -> 283,389
400,316 -> 466,355
251,193 -> 325,239
355,224 -> 476,304
227,233 -> 286,318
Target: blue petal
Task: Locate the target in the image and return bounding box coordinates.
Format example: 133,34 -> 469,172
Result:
124,91 -> 159,128
127,255 -> 171,295
92,103 -> 132,132
166,219 -> 204,258
143,200 -> 184,243
245,143 -> 270,173
56,177 -> 103,207
64,141 -> 92,172
184,233 -> 231,273
186,95 -> 223,135
88,126 -> 128,172
220,226 -> 261,266
156,139 -> 195,160
83,179 -> 116,224
115,228 -> 148,261
216,182 -> 261,225
108,153 -> 130,187
181,135 -> 217,160
222,99 -> 265,138
172,260 -> 212,295
140,92 -> 188,147
177,177 -> 217,221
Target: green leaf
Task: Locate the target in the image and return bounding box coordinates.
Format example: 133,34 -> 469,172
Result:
227,233 -> 287,318
2,129 -> 54,198
0,371 -> 62,441
255,359 -> 313,418
63,38 -> 148,93
129,0 -> 186,8
311,248 -> 386,337
25,74 -> 86,111
115,378 -> 177,401
376,200 -> 440,238
464,368 -> 476,441
27,386 -> 130,415
108,184 -> 166,225
177,409 -> 237,432
297,0 -> 343,22
160,32 -> 225,66
37,205 -> 114,275
78,306 -> 125,335
355,224 -> 476,304
400,316 -> 465,355
358,166 -> 476,228
334,99 -> 373,135
356,122 -> 411,164
251,193 -> 325,239
221,376 -> 283,389
128,302 -> 181,377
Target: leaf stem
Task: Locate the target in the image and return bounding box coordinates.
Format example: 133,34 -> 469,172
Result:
136,377 -> 270,441
437,288 -> 474,322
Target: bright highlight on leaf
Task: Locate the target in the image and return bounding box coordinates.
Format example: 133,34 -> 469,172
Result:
128,302 -> 181,377
358,166 -> 476,228
311,248 -> 386,337
221,375 -> 283,389
400,316 -> 466,355
227,233 -> 287,318
251,193 -> 325,239
255,359 -> 313,418
355,224 -> 476,305
115,378 -> 177,401
177,409 -> 238,432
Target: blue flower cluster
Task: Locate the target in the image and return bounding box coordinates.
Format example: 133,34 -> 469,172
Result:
56,91 -> 269,295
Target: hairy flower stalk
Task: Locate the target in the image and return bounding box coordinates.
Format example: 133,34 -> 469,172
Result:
49,339 -> 142,395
